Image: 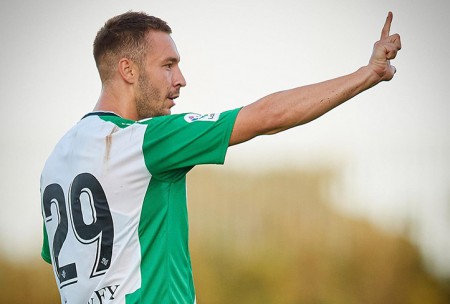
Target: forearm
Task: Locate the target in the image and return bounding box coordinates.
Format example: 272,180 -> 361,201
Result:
229,66 -> 381,145
257,66 -> 380,134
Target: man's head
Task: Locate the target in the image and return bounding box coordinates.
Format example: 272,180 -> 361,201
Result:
93,11 -> 171,82
93,11 -> 186,119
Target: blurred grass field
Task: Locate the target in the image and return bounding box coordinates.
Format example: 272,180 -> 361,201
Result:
1,167 -> 449,303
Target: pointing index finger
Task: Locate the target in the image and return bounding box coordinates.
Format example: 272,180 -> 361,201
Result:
381,11 -> 393,39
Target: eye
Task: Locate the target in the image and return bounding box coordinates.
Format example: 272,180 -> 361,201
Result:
164,63 -> 173,70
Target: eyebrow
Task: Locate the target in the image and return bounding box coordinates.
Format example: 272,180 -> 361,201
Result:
163,56 -> 180,64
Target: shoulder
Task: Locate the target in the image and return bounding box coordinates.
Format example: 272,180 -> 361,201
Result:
139,108 -> 241,126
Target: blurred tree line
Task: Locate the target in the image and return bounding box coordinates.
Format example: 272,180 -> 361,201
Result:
188,168 -> 450,304
1,168 -> 448,303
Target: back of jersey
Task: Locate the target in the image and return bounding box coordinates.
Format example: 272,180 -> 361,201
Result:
41,109 -> 239,303
40,113 -> 149,303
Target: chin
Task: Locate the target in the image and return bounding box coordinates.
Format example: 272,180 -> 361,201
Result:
164,107 -> 173,115
152,109 -> 171,117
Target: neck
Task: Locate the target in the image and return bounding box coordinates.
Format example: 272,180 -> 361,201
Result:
94,82 -> 138,120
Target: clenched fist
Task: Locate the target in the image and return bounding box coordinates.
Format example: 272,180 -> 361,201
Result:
368,12 -> 402,81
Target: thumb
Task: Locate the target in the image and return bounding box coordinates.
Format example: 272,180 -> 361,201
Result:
391,64 -> 397,75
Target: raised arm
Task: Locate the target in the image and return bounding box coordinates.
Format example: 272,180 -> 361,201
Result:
229,12 -> 401,146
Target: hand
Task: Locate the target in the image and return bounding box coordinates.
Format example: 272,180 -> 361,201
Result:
368,12 -> 402,81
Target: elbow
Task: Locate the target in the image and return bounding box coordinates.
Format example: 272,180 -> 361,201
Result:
258,104 -> 309,135
257,91 -> 316,135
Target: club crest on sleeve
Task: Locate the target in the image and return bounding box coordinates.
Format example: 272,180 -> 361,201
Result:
184,113 -> 220,123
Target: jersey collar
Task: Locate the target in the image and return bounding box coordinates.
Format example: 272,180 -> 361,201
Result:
81,111 -> 120,120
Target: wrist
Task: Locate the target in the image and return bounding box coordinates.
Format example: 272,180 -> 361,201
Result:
358,65 -> 383,88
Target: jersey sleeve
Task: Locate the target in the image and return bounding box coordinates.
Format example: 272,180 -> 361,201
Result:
142,108 -> 240,181
41,223 -> 52,264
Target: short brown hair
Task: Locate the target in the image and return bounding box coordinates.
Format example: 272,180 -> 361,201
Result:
93,11 -> 172,82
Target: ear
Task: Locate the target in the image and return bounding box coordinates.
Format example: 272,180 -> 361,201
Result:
118,58 -> 138,84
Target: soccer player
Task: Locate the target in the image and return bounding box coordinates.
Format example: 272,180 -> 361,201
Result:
40,11 -> 401,304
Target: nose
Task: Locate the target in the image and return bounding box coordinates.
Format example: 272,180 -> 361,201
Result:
174,66 -> 187,88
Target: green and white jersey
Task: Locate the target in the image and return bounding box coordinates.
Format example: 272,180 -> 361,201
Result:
40,109 -> 240,304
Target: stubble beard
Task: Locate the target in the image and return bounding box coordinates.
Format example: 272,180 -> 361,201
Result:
135,73 -> 167,120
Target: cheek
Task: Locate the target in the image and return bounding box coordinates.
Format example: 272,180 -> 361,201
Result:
163,69 -> 175,84
151,73 -> 171,90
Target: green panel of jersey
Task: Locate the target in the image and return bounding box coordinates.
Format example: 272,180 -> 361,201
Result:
41,108 -> 240,304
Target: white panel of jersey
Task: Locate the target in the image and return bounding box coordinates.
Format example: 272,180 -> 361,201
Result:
41,115 -> 148,303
